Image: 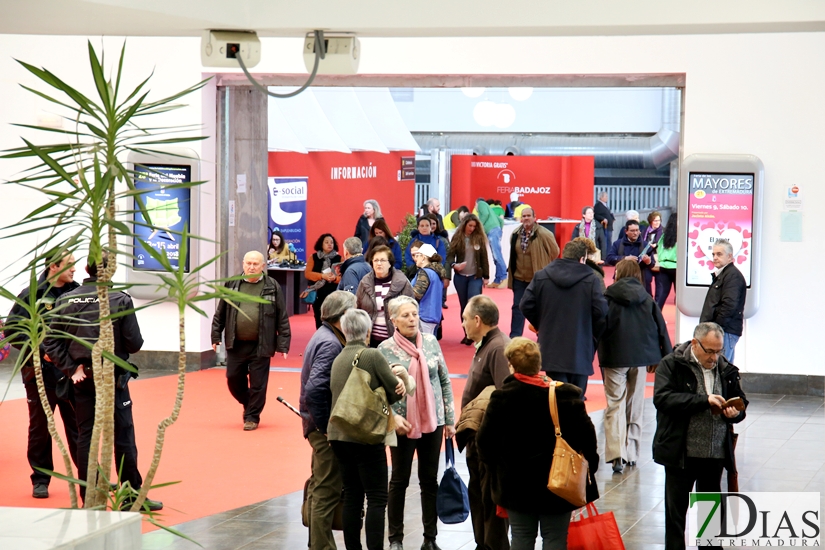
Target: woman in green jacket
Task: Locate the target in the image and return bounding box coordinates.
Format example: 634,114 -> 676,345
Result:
654,213 -> 678,311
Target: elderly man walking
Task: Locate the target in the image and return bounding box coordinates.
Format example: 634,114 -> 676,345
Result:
300,291 -> 356,550
507,208 -> 559,338
653,322 -> 747,550
212,251 -> 291,431
457,295 -> 511,550
699,239 -> 747,363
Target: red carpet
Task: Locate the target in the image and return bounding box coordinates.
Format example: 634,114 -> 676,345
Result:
0,266 -> 674,532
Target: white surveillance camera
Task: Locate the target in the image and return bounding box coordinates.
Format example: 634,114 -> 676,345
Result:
303,34 -> 360,75
202,30 -> 261,68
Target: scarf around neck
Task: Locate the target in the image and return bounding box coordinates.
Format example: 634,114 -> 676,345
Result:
392,330 -> 436,439
310,250 -> 338,291
514,372 -> 552,387
578,219 -> 598,244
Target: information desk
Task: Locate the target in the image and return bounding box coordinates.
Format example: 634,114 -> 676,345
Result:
268,266 -> 308,317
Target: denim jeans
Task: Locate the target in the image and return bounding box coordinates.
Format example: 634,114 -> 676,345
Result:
722,332 -> 740,364
510,278 -> 530,338
507,508 -> 572,550
454,273 -> 484,320
487,226 -> 507,283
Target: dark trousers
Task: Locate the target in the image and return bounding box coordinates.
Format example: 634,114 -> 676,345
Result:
454,273 -> 483,327
665,457 -> 724,550
544,371 -> 589,400
604,229 -> 614,250
654,268 -> 677,311
75,372 -> 142,500
226,340 -> 271,423
643,268 -> 655,296
307,431 -> 342,550
509,278 -> 530,338
466,438 -> 510,550
24,375 -> 79,486
388,426 -> 444,543
330,441 -> 388,550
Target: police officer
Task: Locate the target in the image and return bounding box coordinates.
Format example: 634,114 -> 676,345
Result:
6,248 -> 80,499
45,253 -> 162,510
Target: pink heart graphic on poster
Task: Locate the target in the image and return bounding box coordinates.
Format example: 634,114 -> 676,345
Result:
698,260 -> 705,266
691,241 -> 696,247
688,230 -> 699,239
697,228 -> 744,260
743,230 -> 752,238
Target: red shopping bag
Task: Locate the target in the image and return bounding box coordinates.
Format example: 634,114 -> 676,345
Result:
568,503 -> 625,550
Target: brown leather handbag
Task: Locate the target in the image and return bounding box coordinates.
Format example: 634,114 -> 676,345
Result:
547,382 -> 589,507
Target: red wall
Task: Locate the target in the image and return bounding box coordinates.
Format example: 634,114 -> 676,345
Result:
451,155 -> 595,246
268,151 -> 417,246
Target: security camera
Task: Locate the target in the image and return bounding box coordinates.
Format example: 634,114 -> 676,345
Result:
303,33 -> 360,75
202,30 -> 261,68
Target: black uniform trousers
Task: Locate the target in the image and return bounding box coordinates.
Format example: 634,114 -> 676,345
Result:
24,365 -> 79,486
466,437 -> 510,550
226,340 -> 271,423
665,457 -> 724,550
74,368 -> 142,500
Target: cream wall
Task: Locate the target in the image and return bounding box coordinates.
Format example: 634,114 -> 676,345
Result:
0,32 -> 822,376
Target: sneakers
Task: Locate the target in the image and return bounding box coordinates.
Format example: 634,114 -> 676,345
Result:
243,421 -> 259,431
421,540 -> 442,550
389,542 -> 403,550
612,459 -> 624,474
32,483 -> 49,499
121,497 -> 164,512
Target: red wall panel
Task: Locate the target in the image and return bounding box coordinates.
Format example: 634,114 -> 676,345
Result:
450,155 -> 594,247
268,151 -> 416,247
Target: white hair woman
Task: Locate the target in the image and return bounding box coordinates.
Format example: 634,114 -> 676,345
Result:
354,199 -> 384,244
328,308 -> 406,550
378,295 -> 455,550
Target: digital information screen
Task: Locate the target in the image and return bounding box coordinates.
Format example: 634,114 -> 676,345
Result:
132,164 -> 192,272
685,172 -> 754,287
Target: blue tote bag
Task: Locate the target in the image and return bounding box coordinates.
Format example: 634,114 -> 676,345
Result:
436,437 -> 470,524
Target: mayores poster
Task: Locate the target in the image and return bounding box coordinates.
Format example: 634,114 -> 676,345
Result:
686,172 -> 754,287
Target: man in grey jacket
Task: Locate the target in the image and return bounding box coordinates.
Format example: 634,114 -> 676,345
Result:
300,291 -> 355,550
212,251 -> 290,431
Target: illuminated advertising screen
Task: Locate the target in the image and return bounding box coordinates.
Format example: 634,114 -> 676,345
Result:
132,164 -> 191,272
686,172 -> 753,287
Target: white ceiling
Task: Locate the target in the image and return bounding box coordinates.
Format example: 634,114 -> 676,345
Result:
3,0 -> 825,38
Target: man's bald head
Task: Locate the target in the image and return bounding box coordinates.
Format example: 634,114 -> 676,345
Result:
243,251 -> 266,280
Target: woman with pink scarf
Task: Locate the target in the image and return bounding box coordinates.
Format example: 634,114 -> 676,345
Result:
378,296 -> 455,550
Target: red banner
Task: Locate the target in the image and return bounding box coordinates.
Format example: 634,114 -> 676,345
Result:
268,151 -> 417,248
451,155 -> 595,246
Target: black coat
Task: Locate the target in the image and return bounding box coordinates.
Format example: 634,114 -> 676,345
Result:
6,272 -> 79,383
598,277 -> 672,368
45,278 -> 143,378
699,262 -> 747,336
476,375 -> 599,514
652,342 -> 747,471
593,201 -> 615,232
354,215 -> 375,244
211,274 -> 291,357
520,259 -> 608,375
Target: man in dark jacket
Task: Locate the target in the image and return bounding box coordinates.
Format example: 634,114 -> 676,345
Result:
605,219 -> 654,267
45,253 -> 161,509
699,239 -> 747,363
300,291 -> 354,550
458,295 -> 510,550
6,249 -> 80,499
212,251 -> 291,431
594,191 -> 616,248
337,237 -> 372,294
427,198 -> 449,240
653,322 -> 747,550
520,240 -> 607,398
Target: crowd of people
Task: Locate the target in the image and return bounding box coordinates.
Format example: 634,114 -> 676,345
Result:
6,192 -> 750,550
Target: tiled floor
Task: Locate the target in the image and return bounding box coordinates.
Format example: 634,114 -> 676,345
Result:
141,393 -> 824,550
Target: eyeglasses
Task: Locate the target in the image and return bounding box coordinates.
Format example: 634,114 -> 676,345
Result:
373,259 -> 389,264
696,340 -> 724,356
